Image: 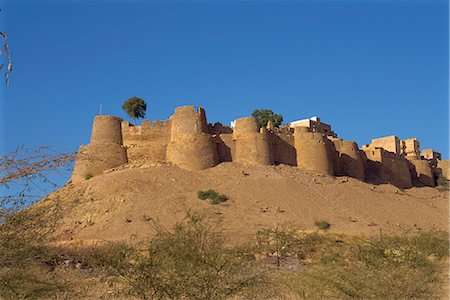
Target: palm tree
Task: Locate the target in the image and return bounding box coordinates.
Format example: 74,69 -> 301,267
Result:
122,97 -> 147,125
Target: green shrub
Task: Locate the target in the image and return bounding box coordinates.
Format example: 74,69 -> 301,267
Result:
209,197 -> 221,205
314,220 -> 331,230
197,189 -> 228,204
204,189 -> 218,199
0,200 -> 82,298
215,194 -> 228,202
106,211 -> 266,299
197,190 -> 209,200
436,174 -> 449,190
84,173 -> 93,180
255,225 -> 300,267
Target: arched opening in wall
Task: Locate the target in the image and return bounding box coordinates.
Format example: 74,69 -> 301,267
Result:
194,107 -> 199,113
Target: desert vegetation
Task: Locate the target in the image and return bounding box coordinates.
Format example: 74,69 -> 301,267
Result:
252,109 -> 283,128
314,220 -> 331,230
122,96 -> 147,125
1,146 -> 448,299
0,146 -> 75,223
197,189 -> 229,204
436,174 -> 449,190
271,229 -> 449,299
0,208 -> 448,299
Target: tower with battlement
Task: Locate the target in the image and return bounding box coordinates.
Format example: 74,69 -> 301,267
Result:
329,138 -> 365,180
166,106 -> 219,170
294,127 -> 334,176
72,116 -> 128,182
233,117 -> 274,165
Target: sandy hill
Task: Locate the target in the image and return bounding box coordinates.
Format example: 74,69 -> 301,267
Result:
32,162 -> 448,245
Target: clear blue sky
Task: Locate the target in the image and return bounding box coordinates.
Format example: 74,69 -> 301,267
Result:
1,0 -> 448,159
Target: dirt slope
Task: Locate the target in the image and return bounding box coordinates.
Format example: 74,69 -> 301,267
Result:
35,162 -> 448,245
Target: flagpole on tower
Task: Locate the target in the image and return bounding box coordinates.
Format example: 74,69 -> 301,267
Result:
99,104 -> 103,115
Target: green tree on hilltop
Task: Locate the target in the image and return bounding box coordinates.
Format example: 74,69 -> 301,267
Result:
252,109 -> 283,128
122,97 -> 147,125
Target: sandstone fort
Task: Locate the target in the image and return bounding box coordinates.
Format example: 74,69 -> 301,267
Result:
72,105 -> 449,189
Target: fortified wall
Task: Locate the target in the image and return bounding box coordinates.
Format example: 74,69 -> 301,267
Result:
71,106 -> 449,189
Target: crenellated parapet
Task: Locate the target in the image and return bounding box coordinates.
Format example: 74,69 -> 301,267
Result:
361,135 -> 440,187
121,119 -> 171,146
121,120 -> 171,165
169,106 -> 208,137
362,146 -> 413,189
166,106 -> 219,170
70,106 -> 448,188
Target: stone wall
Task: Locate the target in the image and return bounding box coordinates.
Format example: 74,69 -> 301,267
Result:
406,157 -> 435,187
271,126 -> 297,166
70,106 -> 445,189
72,116 -> 128,182
422,149 -> 441,161
363,147 -> 412,189
369,136 -> 401,155
72,143 -> 128,181
437,160 -> 450,179
121,120 -> 171,165
330,138 -> 365,180
166,106 -> 219,170
233,117 -> 274,165
90,116 -> 123,145
402,138 -> 420,157
294,127 -> 334,176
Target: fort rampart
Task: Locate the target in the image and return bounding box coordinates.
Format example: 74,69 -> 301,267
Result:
71,106 -> 449,188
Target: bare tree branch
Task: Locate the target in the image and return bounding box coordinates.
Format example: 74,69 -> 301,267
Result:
0,146 -> 75,221
0,10 -> 12,86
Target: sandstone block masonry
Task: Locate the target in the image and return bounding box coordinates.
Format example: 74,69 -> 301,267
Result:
71,106 -> 449,188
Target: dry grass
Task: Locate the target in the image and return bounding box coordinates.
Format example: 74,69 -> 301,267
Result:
0,209 -> 448,299
264,228 -> 449,299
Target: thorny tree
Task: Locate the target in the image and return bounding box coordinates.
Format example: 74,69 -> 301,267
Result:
0,146 -> 75,222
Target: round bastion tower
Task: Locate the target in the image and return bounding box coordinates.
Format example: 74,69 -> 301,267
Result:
71,116 -> 128,182
294,127 -> 334,176
233,117 -> 274,165
332,139 -> 365,180
166,106 -> 219,170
